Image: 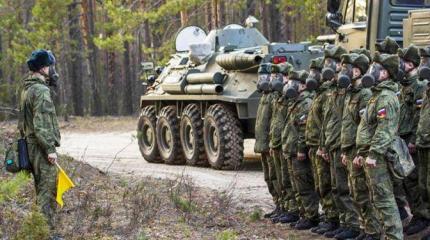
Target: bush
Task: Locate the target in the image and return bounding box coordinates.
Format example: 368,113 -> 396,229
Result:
0,171 -> 31,204
14,205 -> 50,240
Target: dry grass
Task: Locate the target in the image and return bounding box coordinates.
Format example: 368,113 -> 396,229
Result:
60,116 -> 136,133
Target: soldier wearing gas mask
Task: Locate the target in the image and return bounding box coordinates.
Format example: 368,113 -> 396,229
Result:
355,53 -> 403,240
281,70 -> 320,230
396,45 -> 429,236
20,49 -> 61,238
306,57 -> 340,235
319,46 -> 361,238
338,53 -> 381,240
268,62 -> 300,224
255,63 -> 280,219
414,46 -> 430,239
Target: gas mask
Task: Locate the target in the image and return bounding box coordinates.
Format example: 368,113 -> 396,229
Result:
269,74 -> 284,93
47,65 -> 60,87
257,74 -> 270,93
283,80 -> 300,99
419,57 -> 430,80
321,58 -> 338,81
362,63 -> 383,88
337,64 -> 354,88
306,68 -> 321,91
398,59 -> 407,85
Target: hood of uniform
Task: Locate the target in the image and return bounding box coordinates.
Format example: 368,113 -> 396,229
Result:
373,52 -> 400,79
398,45 -> 420,67
341,53 -> 370,74
375,36 -> 399,54
324,45 -> 348,61
309,57 -> 324,71
350,48 -> 372,62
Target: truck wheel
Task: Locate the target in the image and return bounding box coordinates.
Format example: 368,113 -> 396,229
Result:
156,106 -> 185,164
203,104 -> 244,170
180,104 -> 208,167
137,106 -> 162,163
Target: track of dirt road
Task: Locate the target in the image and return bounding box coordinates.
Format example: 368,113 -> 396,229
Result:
58,130 -> 273,211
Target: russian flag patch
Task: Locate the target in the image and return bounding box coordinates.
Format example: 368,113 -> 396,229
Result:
416,99 -> 423,108
377,108 -> 387,119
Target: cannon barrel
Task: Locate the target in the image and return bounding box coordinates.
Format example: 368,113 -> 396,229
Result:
186,72 -> 225,84
215,54 -> 262,72
184,84 -> 223,94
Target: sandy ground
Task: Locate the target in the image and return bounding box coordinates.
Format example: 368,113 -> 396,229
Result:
58,130 -> 273,211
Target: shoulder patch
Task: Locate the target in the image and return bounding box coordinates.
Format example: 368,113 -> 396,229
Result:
377,108 -> 387,119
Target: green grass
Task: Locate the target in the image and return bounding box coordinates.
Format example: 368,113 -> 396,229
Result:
249,208 -> 263,222
0,171 -> 31,204
216,229 -> 238,240
14,205 -> 50,240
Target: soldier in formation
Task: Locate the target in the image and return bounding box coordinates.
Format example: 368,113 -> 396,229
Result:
255,39 -> 430,240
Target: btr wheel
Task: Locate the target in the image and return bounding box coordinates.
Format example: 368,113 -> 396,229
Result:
203,104 -> 244,170
180,104 -> 208,166
156,106 -> 185,164
137,106 -> 161,163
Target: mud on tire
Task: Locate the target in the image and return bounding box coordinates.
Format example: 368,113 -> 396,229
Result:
156,106 -> 185,164
180,104 -> 208,166
203,104 -> 244,170
137,106 -> 162,163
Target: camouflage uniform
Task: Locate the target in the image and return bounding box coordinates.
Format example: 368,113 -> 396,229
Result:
397,46 -> 426,215
283,86 -> 319,222
340,53 -> 380,235
320,46 -> 359,229
19,73 -> 60,227
415,47 -> 430,222
270,92 -> 297,213
255,92 -> 278,205
306,80 -> 338,223
356,53 -> 403,240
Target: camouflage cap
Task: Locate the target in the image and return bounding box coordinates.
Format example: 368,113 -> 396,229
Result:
309,57 -> 324,70
341,53 -> 370,74
258,63 -> 271,74
373,52 -> 399,79
324,45 -> 348,61
420,46 -> 430,57
398,45 -> 420,67
271,62 -> 293,75
289,70 -> 309,84
350,48 -> 372,62
375,36 -> 399,54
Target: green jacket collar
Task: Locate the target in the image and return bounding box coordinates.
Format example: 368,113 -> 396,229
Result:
24,73 -> 47,89
373,79 -> 398,93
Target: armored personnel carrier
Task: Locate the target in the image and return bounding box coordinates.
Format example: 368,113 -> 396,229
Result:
137,24 -> 323,170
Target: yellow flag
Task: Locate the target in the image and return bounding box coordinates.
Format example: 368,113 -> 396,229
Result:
55,163 -> 75,208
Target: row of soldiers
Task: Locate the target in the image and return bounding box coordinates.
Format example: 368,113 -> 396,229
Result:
254,37 -> 430,240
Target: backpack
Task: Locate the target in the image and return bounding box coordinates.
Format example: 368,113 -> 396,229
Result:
386,136 -> 415,179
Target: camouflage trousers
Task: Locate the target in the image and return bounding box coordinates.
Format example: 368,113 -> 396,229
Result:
28,141 -> 58,229
416,148 -> 430,220
286,153 -> 319,221
312,147 -> 338,222
272,148 -> 298,213
344,147 -> 380,235
364,154 -> 403,240
261,152 -> 279,205
329,148 -> 359,228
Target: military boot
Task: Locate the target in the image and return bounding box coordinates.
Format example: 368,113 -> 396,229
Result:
324,227 -> 346,238
278,212 -> 300,224
264,205 -> 280,218
294,218 -> 319,230
353,231 -> 366,240
313,221 -> 339,234
422,233 -> 430,240
334,228 -> 360,240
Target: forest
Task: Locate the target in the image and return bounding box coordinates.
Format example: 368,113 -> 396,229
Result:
0,0 -> 330,118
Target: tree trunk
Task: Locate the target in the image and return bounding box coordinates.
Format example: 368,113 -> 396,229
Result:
180,10 -> 188,27
205,1 -> 212,30
68,0 -> 85,116
211,0 -> 218,28
122,41 -> 133,115
217,0 -> 225,27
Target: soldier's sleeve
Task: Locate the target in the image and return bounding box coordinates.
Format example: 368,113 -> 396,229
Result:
297,99 -> 312,153
32,87 -> 58,154
411,84 -> 427,144
368,95 -> 400,159
319,93 -> 331,149
359,89 -> 372,110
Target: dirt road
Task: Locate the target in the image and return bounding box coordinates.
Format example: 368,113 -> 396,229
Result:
58,130 -> 273,211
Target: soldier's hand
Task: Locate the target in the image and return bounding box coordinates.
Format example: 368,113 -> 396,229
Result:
365,157 -> 377,168
341,154 -> 347,166
47,153 -> 58,165
316,147 -> 323,156
408,143 -> 416,154
353,156 -> 363,168
297,152 -> 306,161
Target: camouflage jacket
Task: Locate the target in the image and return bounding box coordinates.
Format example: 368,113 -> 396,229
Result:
356,80 -> 400,158
321,83 -> 346,151
19,73 -> 61,154
398,72 -> 426,144
305,81 -> 333,147
416,82 -> 430,148
254,92 -> 275,153
282,90 -> 313,155
269,92 -> 290,149
340,84 -> 372,150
